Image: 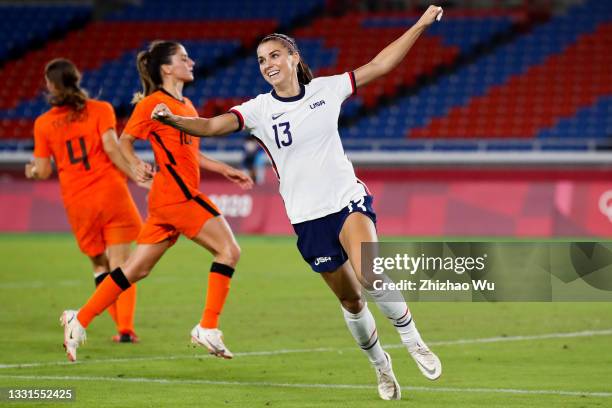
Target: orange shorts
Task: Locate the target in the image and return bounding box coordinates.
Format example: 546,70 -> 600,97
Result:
137,194 -> 221,246
65,184 -> 142,257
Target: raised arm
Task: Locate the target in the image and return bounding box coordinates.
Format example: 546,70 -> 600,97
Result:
152,105 -> 239,137
353,5 -> 443,88
198,153 -> 254,190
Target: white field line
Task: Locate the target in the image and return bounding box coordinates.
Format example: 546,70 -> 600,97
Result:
388,328 -> 612,347
1,328 -> 611,370
0,374 -> 610,398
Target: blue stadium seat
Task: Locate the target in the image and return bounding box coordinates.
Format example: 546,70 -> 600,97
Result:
362,16 -> 513,53
0,4 -> 91,60
538,96 -> 612,139
346,0 -> 611,142
107,0 -> 324,22
0,40 -> 242,119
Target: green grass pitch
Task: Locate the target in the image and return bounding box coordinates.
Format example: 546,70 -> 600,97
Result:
0,234 -> 611,407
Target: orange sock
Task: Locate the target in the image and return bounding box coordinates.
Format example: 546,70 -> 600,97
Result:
107,303 -> 118,325
95,272 -> 118,325
79,268 -> 131,328
200,263 -> 234,329
115,284 -> 137,334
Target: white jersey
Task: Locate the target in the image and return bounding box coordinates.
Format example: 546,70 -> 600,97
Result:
230,72 -> 367,224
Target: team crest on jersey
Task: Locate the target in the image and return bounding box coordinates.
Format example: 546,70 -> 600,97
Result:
309,100 -> 326,110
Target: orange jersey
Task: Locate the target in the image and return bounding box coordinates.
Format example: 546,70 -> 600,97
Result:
33,99 -> 126,203
123,90 -> 201,209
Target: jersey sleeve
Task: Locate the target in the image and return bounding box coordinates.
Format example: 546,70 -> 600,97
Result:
33,117 -> 51,158
97,101 -> 117,135
123,99 -> 153,140
229,96 -> 261,132
315,71 -> 357,101
316,72 -> 356,102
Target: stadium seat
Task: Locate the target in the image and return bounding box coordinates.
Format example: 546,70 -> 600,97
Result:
0,4 -> 91,61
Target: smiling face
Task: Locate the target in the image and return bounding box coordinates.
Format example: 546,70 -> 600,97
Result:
161,45 -> 195,83
257,40 -> 299,88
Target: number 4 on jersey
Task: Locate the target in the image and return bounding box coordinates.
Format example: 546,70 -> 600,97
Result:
66,137 -> 90,170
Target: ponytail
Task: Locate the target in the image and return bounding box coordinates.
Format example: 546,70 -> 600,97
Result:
132,50 -> 154,104
132,40 -> 181,104
297,60 -> 313,85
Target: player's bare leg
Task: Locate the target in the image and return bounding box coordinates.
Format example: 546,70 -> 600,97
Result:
189,216 -> 240,359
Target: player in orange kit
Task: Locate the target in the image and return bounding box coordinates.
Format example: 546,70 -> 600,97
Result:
59,41 -> 253,362
26,58 -> 142,343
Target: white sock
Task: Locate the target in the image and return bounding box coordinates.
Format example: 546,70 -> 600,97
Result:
367,282 -> 423,347
341,303 -> 387,368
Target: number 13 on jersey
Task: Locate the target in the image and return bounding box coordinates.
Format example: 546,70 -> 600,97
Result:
273,122 -> 292,149
347,197 -> 367,213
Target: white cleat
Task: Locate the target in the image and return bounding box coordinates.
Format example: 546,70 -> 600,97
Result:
190,325 -> 233,359
407,341 -> 442,380
60,310 -> 86,362
375,352 -> 401,400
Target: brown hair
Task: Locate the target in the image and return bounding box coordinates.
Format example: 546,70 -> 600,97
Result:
132,40 -> 181,104
259,33 -> 313,85
44,58 -> 88,113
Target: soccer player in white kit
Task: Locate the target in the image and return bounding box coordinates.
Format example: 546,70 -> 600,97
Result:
152,5 -> 444,400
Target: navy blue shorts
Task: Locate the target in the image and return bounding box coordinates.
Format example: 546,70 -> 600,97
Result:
292,195 -> 377,273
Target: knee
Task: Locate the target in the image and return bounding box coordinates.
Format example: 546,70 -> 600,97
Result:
123,264 -> 151,283
218,242 -> 241,267
340,297 -> 364,314
92,264 -> 109,275
135,268 -> 152,281
108,251 -> 130,271
90,253 -> 109,272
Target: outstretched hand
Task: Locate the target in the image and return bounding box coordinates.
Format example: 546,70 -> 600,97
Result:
417,5 -> 443,27
223,167 -> 254,190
